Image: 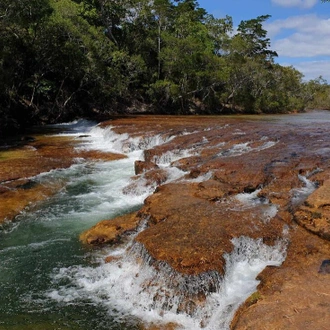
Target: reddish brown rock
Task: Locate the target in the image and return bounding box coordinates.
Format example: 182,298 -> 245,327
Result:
3,114 -> 330,329
231,225 -> 330,330
140,322 -> 179,330
135,160 -> 159,175
104,255 -> 121,263
173,157 -> 203,172
0,181 -> 64,223
80,212 -> 142,245
95,115 -> 330,329
139,322 -> 179,330
136,182 -> 284,275
294,175 -> 330,241
194,179 -> 230,201
78,150 -> 126,162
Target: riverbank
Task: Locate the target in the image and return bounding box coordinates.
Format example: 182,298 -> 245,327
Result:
1,113 -> 330,329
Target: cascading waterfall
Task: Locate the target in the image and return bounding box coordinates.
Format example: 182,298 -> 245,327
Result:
152,148 -> 198,167
47,236 -> 286,330
47,123 -> 287,329
78,125 -> 176,156
0,120 -> 287,330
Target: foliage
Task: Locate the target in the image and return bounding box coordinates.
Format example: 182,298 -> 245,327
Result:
0,0 -> 329,136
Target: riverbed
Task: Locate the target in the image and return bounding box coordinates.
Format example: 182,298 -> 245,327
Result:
1,111 -> 330,330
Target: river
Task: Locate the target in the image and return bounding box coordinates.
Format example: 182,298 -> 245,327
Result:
1,111 -> 330,330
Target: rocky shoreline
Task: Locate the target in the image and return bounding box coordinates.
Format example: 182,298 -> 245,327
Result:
1,114 -> 330,329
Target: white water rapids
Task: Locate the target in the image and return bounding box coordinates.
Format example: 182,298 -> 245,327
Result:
48,237 -> 286,330
39,120 -> 286,329
0,119 -> 298,330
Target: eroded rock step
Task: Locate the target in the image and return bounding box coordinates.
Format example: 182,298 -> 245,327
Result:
81,115 -> 330,329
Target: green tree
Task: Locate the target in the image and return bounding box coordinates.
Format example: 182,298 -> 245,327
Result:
222,15 -> 279,112
148,0 -> 227,113
0,0 -> 53,133
236,15 -> 277,60
304,76 -> 330,109
1,0 -> 327,137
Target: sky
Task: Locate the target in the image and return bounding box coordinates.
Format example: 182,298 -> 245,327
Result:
197,0 -> 330,82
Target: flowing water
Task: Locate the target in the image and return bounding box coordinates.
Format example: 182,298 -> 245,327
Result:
2,112 -> 329,330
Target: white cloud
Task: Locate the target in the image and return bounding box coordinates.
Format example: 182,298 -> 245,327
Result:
265,13 -> 330,80
293,60 -> 330,81
265,14 -> 330,57
271,0 -> 318,9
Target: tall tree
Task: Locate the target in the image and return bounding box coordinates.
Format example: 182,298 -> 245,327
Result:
236,15 -> 277,60
0,0 -> 53,133
1,0 -> 327,136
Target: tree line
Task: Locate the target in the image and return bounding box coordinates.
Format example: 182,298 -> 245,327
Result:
0,0 -> 329,136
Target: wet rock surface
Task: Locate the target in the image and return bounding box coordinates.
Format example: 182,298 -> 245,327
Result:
231,225 -> 330,330
84,113 -> 330,329
2,113 -> 330,329
80,212 -> 143,245
294,177 -> 330,240
135,181 -> 284,275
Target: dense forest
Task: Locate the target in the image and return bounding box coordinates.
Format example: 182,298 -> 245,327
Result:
1,0 -> 329,136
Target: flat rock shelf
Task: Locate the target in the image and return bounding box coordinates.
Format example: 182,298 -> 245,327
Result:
1,112 -> 330,330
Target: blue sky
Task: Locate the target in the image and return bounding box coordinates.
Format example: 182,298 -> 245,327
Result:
197,0 -> 330,81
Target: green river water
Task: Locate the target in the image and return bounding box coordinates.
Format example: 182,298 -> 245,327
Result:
1,111 -> 330,330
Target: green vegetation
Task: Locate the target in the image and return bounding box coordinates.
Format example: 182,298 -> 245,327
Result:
0,0 -> 329,135
246,291 -> 262,306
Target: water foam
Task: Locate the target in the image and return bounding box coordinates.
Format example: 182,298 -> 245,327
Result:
291,174 -> 318,207
47,236 -> 286,330
235,190 -> 278,223
187,171 -> 213,183
39,123 -> 285,329
124,166 -> 187,197
218,140 -> 277,158
153,148 -> 198,166
78,125 -> 175,157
